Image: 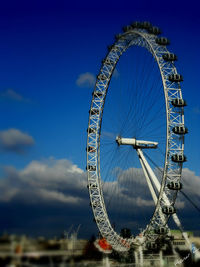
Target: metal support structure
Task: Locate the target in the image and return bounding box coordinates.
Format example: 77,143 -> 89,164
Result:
138,245 -> 144,266
116,136 -> 158,149
87,22 -> 186,251
137,147 -> 200,259
118,137 -> 200,260
134,250 -> 139,266
137,148 -> 166,225
160,250 -> 164,267
137,152 -> 158,205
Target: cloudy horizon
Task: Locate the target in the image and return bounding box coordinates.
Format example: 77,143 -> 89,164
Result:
0,0 -> 200,240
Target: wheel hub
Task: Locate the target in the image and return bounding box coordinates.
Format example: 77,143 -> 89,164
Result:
116,136 -> 158,149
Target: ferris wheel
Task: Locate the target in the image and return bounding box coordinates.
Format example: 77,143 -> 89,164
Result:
86,21 -> 188,252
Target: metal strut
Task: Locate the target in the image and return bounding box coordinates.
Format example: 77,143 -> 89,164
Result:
117,136 -> 200,259
136,148 -> 166,224
137,148 -> 184,228
137,148 -> 200,260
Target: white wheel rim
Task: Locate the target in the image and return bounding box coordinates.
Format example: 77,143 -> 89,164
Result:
87,26 -> 185,251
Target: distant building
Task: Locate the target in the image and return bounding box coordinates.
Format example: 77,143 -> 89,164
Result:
171,230 -> 200,250
0,233 -> 88,266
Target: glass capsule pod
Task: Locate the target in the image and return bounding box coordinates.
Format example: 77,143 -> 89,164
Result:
172,126 -> 188,135
87,165 -> 96,171
162,205 -> 176,215
140,21 -> 152,29
156,37 -> 170,45
131,21 -> 142,28
162,53 -> 177,61
154,227 -> 168,235
167,181 -> 182,190
146,241 -> 159,250
171,154 -> 187,163
148,26 -> 161,35
171,98 -> 187,107
168,74 -> 183,82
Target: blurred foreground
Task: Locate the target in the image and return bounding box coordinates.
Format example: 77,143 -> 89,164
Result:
0,232 -> 200,266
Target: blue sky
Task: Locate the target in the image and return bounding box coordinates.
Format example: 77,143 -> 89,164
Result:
0,0 -> 200,238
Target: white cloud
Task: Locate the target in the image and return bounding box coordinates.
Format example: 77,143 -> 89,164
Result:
37,188 -> 82,204
181,168 -> 200,197
103,167 -> 200,212
0,159 -> 199,225
0,158 -> 87,205
76,72 -> 96,88
0,159 -> 198,237
0,158 -> 155,213
116,167 -> 149,186
135,196 -> 154,207
0,89 -> 28,102
175,200 -> 185,209
0,128 -> 34,153
102,167 -> 155,211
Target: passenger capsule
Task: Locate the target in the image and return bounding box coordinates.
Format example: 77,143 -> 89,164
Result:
167,181 -> 182,190
171,98 -> 187,107
122,25 -> 132,32
148,26 -> 161,35
90,108 -> 99,115
154,227 -> 168,235
86,165 -> 96,171
162,53 -> 177,61
168,74 -> 183,82
97,73 -> 108,80
146,242 -> 158,250
87,146 -> 96,153
162,205 -> 176,215
131,21 -> 141,28
171,154 -> 187,163
156,37 -> 170,46
93,91 -> 104,98
172,126 -> 188,135
140,21 -> 152,29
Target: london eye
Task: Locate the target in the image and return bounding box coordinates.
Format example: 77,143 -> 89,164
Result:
86,21 -> 188,252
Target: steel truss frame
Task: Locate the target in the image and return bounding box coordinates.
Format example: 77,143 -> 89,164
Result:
86,27 -> 185,251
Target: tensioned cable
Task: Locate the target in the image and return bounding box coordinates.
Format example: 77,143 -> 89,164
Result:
179,191 -> 200,214
143,150 -> 200,215
100,45 -> 158,230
